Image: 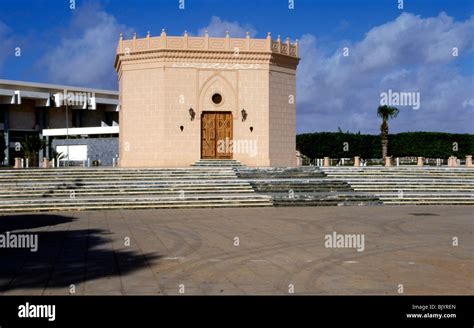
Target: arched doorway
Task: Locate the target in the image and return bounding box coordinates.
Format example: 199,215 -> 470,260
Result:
201,111 -> 233,159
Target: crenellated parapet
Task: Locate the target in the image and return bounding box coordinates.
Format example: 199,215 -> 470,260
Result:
115,30 -> 299,72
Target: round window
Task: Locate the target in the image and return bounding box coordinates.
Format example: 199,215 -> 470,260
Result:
212,93 -> 222,105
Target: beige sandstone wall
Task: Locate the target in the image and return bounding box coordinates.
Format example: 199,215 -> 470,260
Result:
268,66 -> 297,166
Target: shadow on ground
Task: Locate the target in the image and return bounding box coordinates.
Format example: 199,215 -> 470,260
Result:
41,178 -> 86,197
0,214 -> 161,292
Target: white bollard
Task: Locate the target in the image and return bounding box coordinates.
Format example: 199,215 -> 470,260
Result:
396,158 -> 400,166
417,157 -> 424,167
354,156 -> 360,167
21,158 -> 24,168
112,158 -> 116,167
25,158 -> 29,168
87,158 -> 91,167
323,157 -> 330,167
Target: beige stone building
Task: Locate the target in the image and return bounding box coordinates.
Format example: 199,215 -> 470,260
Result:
115,30 -> 299,167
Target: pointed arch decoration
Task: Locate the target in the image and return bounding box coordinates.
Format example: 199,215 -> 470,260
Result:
198,72 -> 238,119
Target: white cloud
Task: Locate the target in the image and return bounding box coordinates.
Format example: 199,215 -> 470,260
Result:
462,99 -> 474,108
39,4 -> 132,89
297,12 -> 474,134
197,16 -> 257,38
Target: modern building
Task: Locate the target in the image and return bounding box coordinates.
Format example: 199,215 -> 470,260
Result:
0,79 -> 119,166
115,30 -> 300,167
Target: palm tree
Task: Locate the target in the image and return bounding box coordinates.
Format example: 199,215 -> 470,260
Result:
20,135 -> 47,167
377,105 -> 399,159
51,149 -> 65,163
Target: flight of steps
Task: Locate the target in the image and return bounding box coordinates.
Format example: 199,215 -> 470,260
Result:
0,168 -> 272,213
320,167 -> 474,205
192,159 -> 244,167
234,167 -> 381,206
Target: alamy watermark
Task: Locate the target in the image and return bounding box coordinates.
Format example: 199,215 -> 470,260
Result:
325,231 -> 365,252
54,89 -> 95,107
18,302 -> 55,321
0,232 -> 38,252
217,138 -> 257,157
380,89 -> 420,110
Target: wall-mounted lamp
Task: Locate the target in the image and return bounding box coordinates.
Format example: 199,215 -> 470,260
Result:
180,125 -> 184,132
189,107 -> 195,121
250,126 -> 254,132
241,108 -> 247,122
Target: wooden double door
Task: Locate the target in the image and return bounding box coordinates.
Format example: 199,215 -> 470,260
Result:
201,112 -> 233,159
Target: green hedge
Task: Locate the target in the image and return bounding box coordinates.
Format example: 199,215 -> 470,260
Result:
296,132 -> 474,159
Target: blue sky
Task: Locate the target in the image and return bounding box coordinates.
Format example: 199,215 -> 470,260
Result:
0,0 -> 473,134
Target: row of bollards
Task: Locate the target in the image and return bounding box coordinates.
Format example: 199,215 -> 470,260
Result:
14,158 -> 57,168
319,155 -> 473,167
14,157 -> 119,168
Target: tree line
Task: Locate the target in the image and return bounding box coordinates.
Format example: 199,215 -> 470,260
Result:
297,131 -> 474,159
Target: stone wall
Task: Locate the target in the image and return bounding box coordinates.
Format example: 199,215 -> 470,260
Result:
51,138 -> 118,166
269,66 -> 297,166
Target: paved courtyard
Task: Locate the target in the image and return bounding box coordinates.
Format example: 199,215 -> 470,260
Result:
0,206 -> 472,295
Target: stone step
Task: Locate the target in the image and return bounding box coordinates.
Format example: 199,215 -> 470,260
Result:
0,193 -> 272,203
350,183 -> 474,186
325,174 -> 474,177
377,195 -> 474,199
322,171 -> 474,175
268,193 -> 380,200
316,167 -> 474,205
350,187 -> 474,191
0,172 -> 237,178
251,187 -> 354,192
0,181 -> 256,190
235,168 -> 326,179
2,165 -> 473,210
0,200 -> 274,213
0,165 -> 278,212
0,172 -> 236,177
0,168 -> 235,173
0,184 -> 254,191
324,175 -> 474,179
328,180 -> 474,184
0,168 -> 235,174
0,189 -> 256,198
321,167 -> 474,170
380,200 -> 474,205
192,159 -> 244,167
274,198 -> 382,206
0,194 -> 273,213
0,183 -> 254,191
347,190 -> 474,194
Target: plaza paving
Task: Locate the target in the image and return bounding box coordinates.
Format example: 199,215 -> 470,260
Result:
0,206 -> 472,295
